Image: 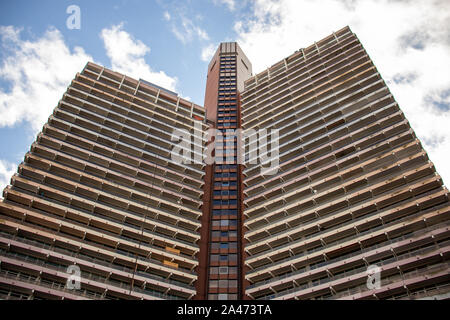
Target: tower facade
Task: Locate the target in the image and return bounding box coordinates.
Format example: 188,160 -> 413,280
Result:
0,62 -> 207,299
0,26 -> 449,300
196,42 -> 252,300
241,26 -> 450,300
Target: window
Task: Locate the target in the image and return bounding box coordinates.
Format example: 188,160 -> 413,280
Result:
219,280 -> 228,288
220,231 -> 228,237
210,254 -> 219,261
229,280 -> 238,288
219,266 -> 228,274
220,243 -> 228,249
218,294 -> 228,300
212,231 -> 221,237
229,231 -> 237,238
209,267 -> 218,275
209,280 -> 218,288
219,255 -> 228,261
220,220 -> 229,226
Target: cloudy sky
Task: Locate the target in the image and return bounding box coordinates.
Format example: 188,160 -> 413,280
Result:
0,0 -> 449,191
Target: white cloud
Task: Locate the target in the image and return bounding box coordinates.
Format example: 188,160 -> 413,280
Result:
201,43 -> 217,62
0,159 -> 16,195
235,0 -> 450,185
0,26 -> 92,132
170,16 -> 209,44
213,0 -> 236,11
100,23 -> 178,92
163,11 -> 171,21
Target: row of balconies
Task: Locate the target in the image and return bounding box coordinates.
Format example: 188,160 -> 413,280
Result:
245,164 -> 444,246
246,122 -> 420,216
0,232 -> 196,291
243,62 -> 381,166
244,199 -> 450,282
244,85 -> 396,181
245,151 -> 431,241
245,223 -> 450,296
332,262 -> 450,300
250,235 -> 450,299
243,26 -> 353,93
35,127 -> 202,214
271,244 -> 450,300
0,193 -> 198,271
244,112 -> 412,202
52,101 -> 205,179
23,151 -> 201,214
25,137 -> 202,205
242,40 -> 368,127
245,134 -> 420,214
12,150 -> 201,229
82,63 -> 205,126
244,176 -> 447,268
0,235 -> 195,298
244,69 -> 382,159
71,75 -> 206,145
41,119 -> 204,193
247,142 -> 427,245
14,163 -> 200,254
0,269 -> 92,300
244,120 -> 413,223
243,75 -> 390,179
242,39 -> 365,121
1,183 -> 200,247
241,29 -> 357,114
60,91 -> 206,161
243,68 -> 382,157
0,215 -> 198,285
36,124 -> 204,190
74,72 -> 206,134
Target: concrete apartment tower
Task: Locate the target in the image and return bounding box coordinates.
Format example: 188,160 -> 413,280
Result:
0,26 -> 449,300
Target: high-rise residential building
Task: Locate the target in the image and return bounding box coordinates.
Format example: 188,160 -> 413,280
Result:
0,26 -> 449,300
0,62 -> 208,300
196,42 -> 252,300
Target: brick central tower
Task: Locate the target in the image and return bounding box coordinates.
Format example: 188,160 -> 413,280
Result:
195,43 -> 252,300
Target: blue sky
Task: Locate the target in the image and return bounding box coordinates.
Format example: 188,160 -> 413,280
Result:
0,0 -> 449,190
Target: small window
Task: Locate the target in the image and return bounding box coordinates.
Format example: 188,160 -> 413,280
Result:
209,267 -> 218,275
219,266 -> 228,274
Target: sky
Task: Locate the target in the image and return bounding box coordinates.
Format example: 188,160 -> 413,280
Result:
0,0 -> 449,192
